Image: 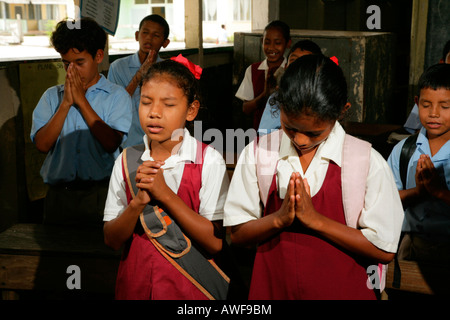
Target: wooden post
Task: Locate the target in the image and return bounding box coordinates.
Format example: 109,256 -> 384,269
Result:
184,0 -> 203,66
408,0 -> 429,113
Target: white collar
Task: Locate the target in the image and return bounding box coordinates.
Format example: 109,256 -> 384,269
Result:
278,121 -> 345,167
258,57 -> 288,71
141,128 -> 197,169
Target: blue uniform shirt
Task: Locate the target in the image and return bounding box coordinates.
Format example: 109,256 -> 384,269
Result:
258,93 -> 281,136
108,51 -> 164,147
387,127 -> 450,238
30,74 -> 132,185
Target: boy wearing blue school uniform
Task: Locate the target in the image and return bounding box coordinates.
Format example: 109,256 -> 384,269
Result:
30,17 -> 132,226
388,63 -> 450,262
108,14 -> 170,148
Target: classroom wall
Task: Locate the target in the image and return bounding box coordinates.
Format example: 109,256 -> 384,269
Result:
232,30 -> 396,125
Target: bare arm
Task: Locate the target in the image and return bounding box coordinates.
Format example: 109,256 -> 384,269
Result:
34,100 -> 71,153
103,195 -> 147,251
125,50 -> 157,97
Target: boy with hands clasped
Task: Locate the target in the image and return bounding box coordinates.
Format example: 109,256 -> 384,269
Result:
108,14 -> 170,147
30,18 -> 132,226
388,63 -> 450,262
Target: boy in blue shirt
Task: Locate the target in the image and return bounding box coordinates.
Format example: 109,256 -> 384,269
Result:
108,14 -> 170,147
388,63 -> 450,262
30,17 -> 132,226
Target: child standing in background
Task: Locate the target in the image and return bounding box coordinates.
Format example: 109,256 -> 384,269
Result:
108,14 -> 170,148
235,20 -> 291,130
30,18 -> 132,226
225,55 -> 404,299
103,59 -> 230,300
388,63 -> 450,263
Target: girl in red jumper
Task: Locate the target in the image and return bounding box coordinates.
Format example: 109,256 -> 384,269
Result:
225,55 -> 404,299
103,59 -> 230,300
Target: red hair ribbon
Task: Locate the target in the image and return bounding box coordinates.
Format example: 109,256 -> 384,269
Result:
170,54 -> 203,80
330,56 -> 339,65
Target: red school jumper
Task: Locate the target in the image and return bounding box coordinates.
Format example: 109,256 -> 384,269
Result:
115,143 -> 211,300
251,62 -> 266,130
249,161 -> 377,300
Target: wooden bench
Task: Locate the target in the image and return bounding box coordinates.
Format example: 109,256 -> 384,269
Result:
384,259 -> 450,298
0,223 -> 121,299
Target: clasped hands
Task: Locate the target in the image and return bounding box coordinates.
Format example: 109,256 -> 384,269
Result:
135,160 -> 170,206
415,154 -> 446,198
276,172 -> 321,230
62,63 -> 89,108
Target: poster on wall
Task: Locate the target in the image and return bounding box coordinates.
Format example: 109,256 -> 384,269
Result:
80,0 -> 120,36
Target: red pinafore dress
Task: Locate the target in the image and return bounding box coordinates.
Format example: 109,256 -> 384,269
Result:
249,161 -> 377,300
115,143 -> 211,300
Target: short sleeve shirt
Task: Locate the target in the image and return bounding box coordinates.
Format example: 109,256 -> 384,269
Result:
235,58 -> 287,101
30,75 -> 133,185
387,127 -> 450,238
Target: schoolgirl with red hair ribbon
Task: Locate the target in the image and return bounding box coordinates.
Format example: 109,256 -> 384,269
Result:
104,59 -> 231,300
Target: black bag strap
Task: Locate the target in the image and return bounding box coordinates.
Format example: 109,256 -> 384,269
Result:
399,133 -> 418,190
122,145 -> 230,300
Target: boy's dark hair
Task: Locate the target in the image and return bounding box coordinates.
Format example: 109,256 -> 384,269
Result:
417,63 -> 450,96
274,54 -> 348,122
264,20 -> 291,42
442,40 -> 450,61
139,14 -> 170,40
141,60 -> 201,106
289,40 -> 322,56
51,17 -> 106,59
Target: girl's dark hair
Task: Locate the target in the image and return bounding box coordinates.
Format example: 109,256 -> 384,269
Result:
417,63 -> 450,96
141,60 -> 201,106
274,54 -> 348,122
51,17 -> 106,59
264,20 -> 291,42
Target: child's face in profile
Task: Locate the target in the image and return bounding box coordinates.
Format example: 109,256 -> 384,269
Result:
280,109 -> 335,156
417,87 -> 450,140
61,48 -> 102,89
136,20 -> 170,56
139,74 -> 199,145
263,27 -> 290,66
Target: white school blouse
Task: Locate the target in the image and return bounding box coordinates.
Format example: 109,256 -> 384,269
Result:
103,129 -> 229,222
223,122 -> 404,253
